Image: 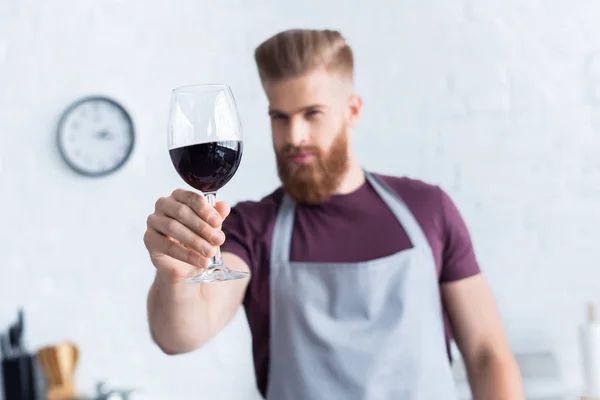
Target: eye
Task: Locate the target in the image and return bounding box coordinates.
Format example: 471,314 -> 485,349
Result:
270,113 -> 288,121
305,109 -> 321,118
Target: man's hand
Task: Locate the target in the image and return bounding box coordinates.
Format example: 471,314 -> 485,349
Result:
144,189 -> 230,284
144,189 -> 250,354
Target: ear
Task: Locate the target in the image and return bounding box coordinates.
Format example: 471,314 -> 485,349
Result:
347,94 -> 363,128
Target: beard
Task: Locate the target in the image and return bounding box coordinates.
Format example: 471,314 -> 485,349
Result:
275,129 -> 350,205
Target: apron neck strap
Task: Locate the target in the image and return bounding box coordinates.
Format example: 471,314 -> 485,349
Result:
270,169 -> 430,265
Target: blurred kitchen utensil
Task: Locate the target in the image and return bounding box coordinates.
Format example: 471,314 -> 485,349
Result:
1,308 -> 46,400
8,308 -> 24,354
38,347 -> 61,385
37,341 -> 79,400
56,341 -> 78,383
0,333 -> 9,359
68,381 -> 142,400
88,382 -> 137,400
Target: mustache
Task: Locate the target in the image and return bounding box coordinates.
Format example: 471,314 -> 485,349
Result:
280,145 -> 321,157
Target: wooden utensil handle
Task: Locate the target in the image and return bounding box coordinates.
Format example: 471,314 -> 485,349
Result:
46,381 -> 75,400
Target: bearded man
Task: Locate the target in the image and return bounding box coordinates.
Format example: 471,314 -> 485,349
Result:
144,28 -> 524,400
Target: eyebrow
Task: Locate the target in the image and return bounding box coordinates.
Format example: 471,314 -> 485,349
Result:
268,104 -> 327,116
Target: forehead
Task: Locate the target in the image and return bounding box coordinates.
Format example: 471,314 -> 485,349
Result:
263,68 -> 342,111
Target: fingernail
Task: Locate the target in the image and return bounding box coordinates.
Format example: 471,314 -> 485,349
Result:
211,231 -> 224,244
208,214 -> 220,227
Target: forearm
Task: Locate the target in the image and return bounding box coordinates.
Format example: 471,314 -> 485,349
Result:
468,352 -> 525,400
147,273 -> 211,354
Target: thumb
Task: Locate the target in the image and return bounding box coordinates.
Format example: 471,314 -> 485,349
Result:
214,201 -> 231,220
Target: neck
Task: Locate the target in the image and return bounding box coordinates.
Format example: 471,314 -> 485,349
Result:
332,156 -> 365,195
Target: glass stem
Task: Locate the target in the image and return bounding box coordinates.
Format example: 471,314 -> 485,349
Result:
205,192 -> 223,268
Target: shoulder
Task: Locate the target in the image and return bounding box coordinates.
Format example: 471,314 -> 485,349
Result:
372,172 -> 467,229
373,172 -> 444,209
371,172 -> 452,239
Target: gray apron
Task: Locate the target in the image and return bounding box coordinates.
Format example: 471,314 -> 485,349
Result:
266,171 -> 458,399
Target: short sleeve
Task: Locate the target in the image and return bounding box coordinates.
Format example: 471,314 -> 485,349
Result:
221,203 -> 254,270
439,188 -> 481,282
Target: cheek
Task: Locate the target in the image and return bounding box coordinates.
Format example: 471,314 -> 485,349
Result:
271,126 -> 286,150
312,116 -> 342,147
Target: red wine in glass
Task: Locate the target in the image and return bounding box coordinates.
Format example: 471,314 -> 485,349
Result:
169,140 -> 243,193
168,83 -> 249,283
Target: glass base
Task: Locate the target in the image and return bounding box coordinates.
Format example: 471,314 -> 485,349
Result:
185,263 -> 250,283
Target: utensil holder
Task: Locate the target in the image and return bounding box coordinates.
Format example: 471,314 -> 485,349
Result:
1,353 -> 40,400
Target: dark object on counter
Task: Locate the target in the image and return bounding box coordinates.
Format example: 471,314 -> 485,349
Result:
1,308 -> 44,400
0,334 -> 10,359
9,309 -> 25,353
2,353 -> 40,400
2,308 -> 25,359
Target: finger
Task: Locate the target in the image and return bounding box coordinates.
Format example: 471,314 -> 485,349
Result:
147,245 -> 207,284
171,189 -> 222,228
144,228 -> 209,269
150,250 -> 199,283
155,196 -> 225,246
214,201 -> 231,220
147,214 -> 218,257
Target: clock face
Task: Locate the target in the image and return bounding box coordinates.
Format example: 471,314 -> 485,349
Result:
57,96 -> 135,177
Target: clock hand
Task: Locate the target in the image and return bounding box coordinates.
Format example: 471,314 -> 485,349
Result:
96,131 -> 113,140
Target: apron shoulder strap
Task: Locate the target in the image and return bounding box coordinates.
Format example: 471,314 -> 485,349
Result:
364,169 -> 430,248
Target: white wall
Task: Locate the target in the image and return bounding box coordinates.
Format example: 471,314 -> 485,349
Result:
2,0 -> 600,399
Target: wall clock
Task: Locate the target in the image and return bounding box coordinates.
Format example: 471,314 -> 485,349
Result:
57,96 -> 135,177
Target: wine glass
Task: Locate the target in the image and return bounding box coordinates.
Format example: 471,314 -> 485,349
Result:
168,84 -> 249,283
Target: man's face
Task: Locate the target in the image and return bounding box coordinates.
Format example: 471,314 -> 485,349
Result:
263,68 -> 361,204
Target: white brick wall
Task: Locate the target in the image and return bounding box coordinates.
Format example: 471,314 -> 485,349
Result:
1,0 -> 600,398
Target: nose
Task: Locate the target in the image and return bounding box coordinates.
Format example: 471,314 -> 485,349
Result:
287,118 -> 310,147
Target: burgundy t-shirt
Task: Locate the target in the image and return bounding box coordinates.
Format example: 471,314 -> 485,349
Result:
221,173 -> 480,397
